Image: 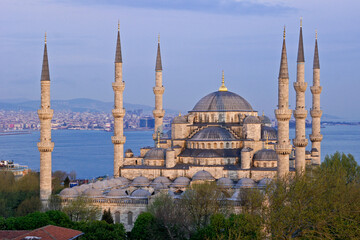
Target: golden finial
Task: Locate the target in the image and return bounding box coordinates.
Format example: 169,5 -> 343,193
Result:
158,33 -> 160,44
179,112 -> 181,117
118,20 -> 120,31
283,26 -> 286,39
44,32 -> 47,44
262,111 -> 264,117
315,30 -> 318,39
300,17 -> 303,27
219,70 -> 228,92
156,131 -> 160,148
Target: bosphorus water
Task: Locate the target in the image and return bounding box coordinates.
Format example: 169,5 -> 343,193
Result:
0,125 -> 359,179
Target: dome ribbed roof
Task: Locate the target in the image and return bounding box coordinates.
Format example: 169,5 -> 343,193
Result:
131,176 -> 150,187
191,91 -> 253,112
191,126 -> 236,141
172,116 -> 187,124
258,178 -> 272,188
253,149 -> 278,161
235,178 -> 257,188
107,189 -> 128,197
59,188 -> 78,197
171,177 -> 190,187
243,116 -> 261,124
131,189 -> 151,198
144,148 -> 166,160
83,188 -> 103,197
261,126 -> 277,140
192,170 -> 215,181
217,177 -> 234,188
151,176 -> 171,186
259,115 -> 271,125
93,181 -> 108,190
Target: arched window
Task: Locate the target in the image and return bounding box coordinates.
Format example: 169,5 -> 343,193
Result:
214,143 -> 217,149
220,142 -> 224,149
226,142 -> 229,149
264,163 -> 267,168
202,143 -> 205,149
128,211 -> 133,225
115,211 -> 120,224
207,143 -> 211,149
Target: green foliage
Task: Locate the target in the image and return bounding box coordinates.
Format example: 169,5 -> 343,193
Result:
46,210 -> 72,228
15,196 -> 41,216
62,196 -> 100,222
101,208 -> 114,224
64,176 -> 70,188
5,212 -> 51,230
74,220 -> 126,240
130,212 -> 167,240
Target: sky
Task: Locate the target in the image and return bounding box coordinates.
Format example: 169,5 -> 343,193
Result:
0,0 -> 359,119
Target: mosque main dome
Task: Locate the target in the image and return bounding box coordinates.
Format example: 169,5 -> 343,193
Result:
191,91 -> 253,112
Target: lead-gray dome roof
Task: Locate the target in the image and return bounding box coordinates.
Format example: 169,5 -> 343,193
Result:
107,189 -> 128,197
151,176 -> 171,188
253,149 -> 278,161
144,148 -> 166,160
172,115 -> 187,124
258,178 -> 272,188
192,170 -> 215,181
261,126 -> 277,140
171,177 -> 190,187
83,188 -> 103,197
131,176 -> 150,187
59,188 -> 78,197
217,177 -> 234,188
191,126 -> 236,141
235,178 -> 257,188
191,91 -> 253,112
131,189 -> 151,198
243,116 -> 261,124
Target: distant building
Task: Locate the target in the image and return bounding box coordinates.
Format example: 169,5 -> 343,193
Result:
139,117 -> 155,128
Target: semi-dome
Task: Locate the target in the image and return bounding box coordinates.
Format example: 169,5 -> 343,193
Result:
59,187 -> 78,197
144,148 -> 166,160
258,178 -> 272,188
235,178 -> 257,188
107,188 -> 128,197
192,170 -> 215,181
261,126 -> 277,140
131,189 -> 151,198
253,149 -> 278,161
191,91 -> 253,112
217,177 -> 234,188
191,126 -> 236,141
171,176 -> 190,187
83,188 -> 103,197
243,116 -> 261,124
131,176 -> 150,187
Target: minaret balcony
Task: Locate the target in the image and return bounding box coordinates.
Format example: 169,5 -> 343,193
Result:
153,86 -> 165,95
275,143 -> 292,155
112,109 -> 126,118
112,82 -> 125,92
112,136 -> 126,144
292,138 -> 308,147
310,86 -> 322,94
310,109 -> 323,118
153,109 -> 165,118
310,134 -> 323,142
37,109 -> 53,120
293,109 -> 308,119
37,142 -> 54,152
293,82 -> 307,92
275,109 -> 292,121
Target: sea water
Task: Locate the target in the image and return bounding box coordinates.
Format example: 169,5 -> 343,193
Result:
0,125 -> 359,179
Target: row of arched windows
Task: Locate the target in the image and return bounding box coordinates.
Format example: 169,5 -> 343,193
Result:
114,211 -> 133,225
188,141 -> 240,149
193,113 -> 243,123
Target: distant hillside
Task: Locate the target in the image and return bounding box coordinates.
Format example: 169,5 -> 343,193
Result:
0,98 -> 178,115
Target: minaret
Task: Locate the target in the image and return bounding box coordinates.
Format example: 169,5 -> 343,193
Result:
293,19 -> 308,173
153,35 -> 165,141
275,27 -> 292,178
111,22 -> 126,177
309,31 -> 323,165
37,33 -> 54,207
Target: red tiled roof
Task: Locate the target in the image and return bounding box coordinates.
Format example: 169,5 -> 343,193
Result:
9,225 -> 83,240
0,230 -> 30,239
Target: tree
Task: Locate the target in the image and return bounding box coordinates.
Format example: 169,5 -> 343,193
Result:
74,220 -> 126,240
64,176 -> 70,188
62,196 -> 100,222
15,196 -> 41,216
130,212 -> 167,240
101,208 -> 114,224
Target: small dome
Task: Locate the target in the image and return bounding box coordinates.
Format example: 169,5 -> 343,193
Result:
191,126 -> 236,141
172,115 -> 187,124
78,184 -> 91,192
235,178 -> 257,188
131,189 -> 151,198
191,91 -> 253,112
192,170 -> 215,181
151,176 -> 171,188
171,177 -> 190,187
243,116 -> 261,124
217,177 -> 234,188
144,148 -> 166,160
107,179 -> 118,187
125,149 -> 133,153
261,126 -> 277,140
241,147 -> 252,152
59,188 -> 78,197
83,188 -> 103,197
107,188 -> 128,197
259,115 -> 271,125
258,178 -> 272,188
93,180 -> 108,190
131,176 -> 150,187
253,149 -> 278,161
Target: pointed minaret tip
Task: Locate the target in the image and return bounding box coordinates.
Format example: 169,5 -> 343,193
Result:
44,32 -> 47,44
283,25 -> 286,39
279,26 -> 289,79
313,30 -> 320,69
219,70 -> 228,92
41,33 -> 50,81
115,23 -> 122,63
297,19 -> 305,63
155,36 -> 162,71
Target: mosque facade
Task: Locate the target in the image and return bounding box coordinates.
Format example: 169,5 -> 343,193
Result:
52,22 -> 322,230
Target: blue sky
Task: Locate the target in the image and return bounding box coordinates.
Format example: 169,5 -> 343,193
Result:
0,0 -> 359,119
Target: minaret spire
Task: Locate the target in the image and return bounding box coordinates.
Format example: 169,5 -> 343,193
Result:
112,23 -> 126,177
38,34 -> 54,208
153,35 -> 165,141
219,70 -> 228,91
275,26 -> 292,178
310,31 -> 323,165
